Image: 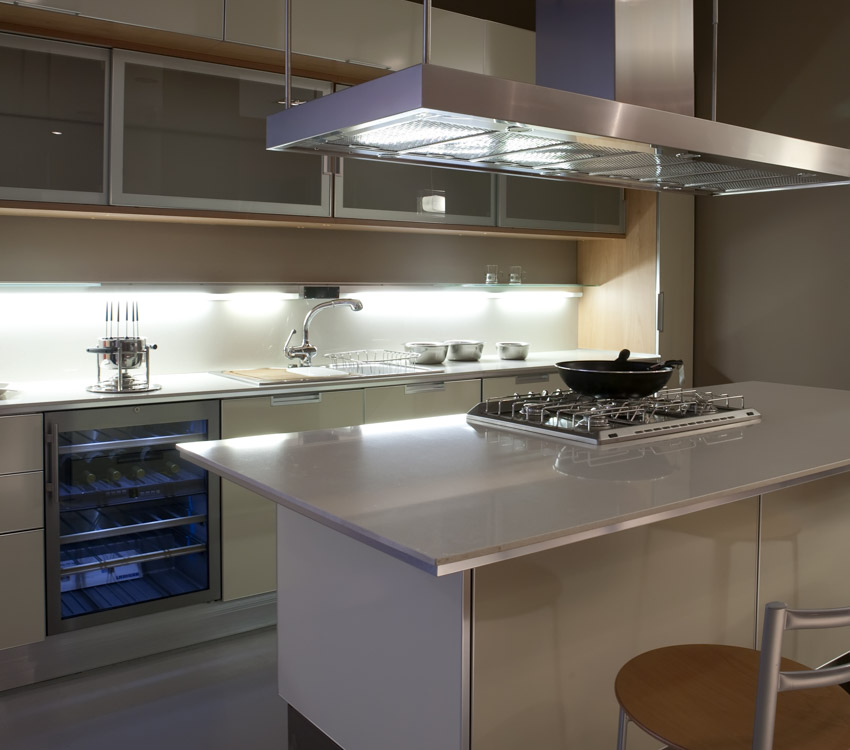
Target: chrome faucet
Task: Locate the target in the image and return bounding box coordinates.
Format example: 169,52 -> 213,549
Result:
284,298 -> 364,367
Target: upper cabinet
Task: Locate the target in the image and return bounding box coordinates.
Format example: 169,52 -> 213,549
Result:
0,33 -> 108,204
225,0 -> 535,82
0,33 -> 624,236
111,51 -> 333,215
498,177 -> 625,234
13,0 -> 224,38
335,160 -> 495,226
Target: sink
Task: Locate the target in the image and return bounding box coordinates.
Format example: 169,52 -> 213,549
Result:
215,362 -> 443,386
291,366 -> 348,378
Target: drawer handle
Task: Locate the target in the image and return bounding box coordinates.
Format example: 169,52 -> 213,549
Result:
514,374 -> 550,385
404,382 -> 446,395
271,393 -> 322,406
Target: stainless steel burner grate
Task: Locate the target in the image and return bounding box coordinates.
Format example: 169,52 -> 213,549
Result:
468,387 -> 760,444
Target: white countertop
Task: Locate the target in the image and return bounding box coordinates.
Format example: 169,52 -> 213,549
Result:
179,381 -> 850,576
0,350 -> 644,415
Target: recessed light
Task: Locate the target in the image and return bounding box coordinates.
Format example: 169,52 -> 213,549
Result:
51,131 -> 63,135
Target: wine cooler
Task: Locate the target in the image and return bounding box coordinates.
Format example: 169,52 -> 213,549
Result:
44,401 -> 221,633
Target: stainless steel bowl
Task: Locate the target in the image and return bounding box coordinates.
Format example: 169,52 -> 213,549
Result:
404,341 -> 448,364
446,340 -> 484,361
496,341 -> 530,360
88,337 -> 149,369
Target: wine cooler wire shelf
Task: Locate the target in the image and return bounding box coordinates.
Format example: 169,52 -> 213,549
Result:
58,423 -> 208,453
61,568 -> 207,618
60,498 -> 208,542
60,527 -> 207,575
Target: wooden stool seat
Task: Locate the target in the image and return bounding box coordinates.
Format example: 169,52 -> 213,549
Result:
615,644 -> 850,750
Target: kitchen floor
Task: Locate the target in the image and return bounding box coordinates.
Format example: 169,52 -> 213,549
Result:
0,627 -> 291,750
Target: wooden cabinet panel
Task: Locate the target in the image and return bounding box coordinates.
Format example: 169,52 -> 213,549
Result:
577,190 -> 658,355
219,390 -> 364,600
0,529 -> 45,650
472,498 -> 759,749
364,379 -> 481,424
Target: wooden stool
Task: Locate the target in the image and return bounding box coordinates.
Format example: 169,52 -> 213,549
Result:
614,602 -> 850,749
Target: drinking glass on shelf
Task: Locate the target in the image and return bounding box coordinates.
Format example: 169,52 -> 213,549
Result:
485,265 -> 499,284
509,266 -> 523,284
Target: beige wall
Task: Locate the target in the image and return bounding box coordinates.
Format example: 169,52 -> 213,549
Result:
0,214 -> 577,285
692,0 -> 850,388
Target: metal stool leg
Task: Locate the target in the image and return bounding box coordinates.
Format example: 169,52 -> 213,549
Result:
617,706 -> 629,749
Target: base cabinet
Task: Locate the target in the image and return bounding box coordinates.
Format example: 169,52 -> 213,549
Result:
364,379 -> 481,424
0,530 -> 45,650
759,471 -> 850,669
471,498 -> 759,750
220,390 -> 365,600
0,414 -> 44,651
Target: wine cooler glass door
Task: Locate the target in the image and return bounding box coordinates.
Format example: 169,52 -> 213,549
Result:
45,401 -> 221,634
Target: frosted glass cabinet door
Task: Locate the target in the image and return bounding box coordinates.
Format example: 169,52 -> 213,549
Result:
498,176 -> 625,233
335,159 -> 496,225
111,51 -> 333,215
0,33 -> 108,204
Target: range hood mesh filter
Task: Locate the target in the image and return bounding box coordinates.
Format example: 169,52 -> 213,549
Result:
552,152 -> 687,174
487,143 -> 634,167
683,170 -> 823,191
404,130 -> 563,158
332,119 -> 491,151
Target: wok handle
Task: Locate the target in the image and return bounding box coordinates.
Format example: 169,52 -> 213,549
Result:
649,359 -> 684,369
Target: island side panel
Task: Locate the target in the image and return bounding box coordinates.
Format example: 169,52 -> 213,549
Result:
759,471 -> 850,667
277,505 -> 470,750
471,497 -> 759,750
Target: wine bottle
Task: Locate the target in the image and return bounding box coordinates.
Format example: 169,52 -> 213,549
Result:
68,455 -> 96,486
85,455 -> 122,483
124,463 -> 146,480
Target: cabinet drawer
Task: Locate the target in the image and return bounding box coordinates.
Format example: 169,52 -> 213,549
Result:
482,373 -> 562,400
0,472 -> 43,534
0,529 -> 45,650
364,379 -> 481,424
0,414 -> 42,474
222,390 -> 365,438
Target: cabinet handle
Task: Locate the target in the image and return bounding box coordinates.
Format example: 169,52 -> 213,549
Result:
404,382 -> 446,395
322,155 -> 343,177
45,423 -> 59,506
271,393 -> 323,406
514,373 -> 550,385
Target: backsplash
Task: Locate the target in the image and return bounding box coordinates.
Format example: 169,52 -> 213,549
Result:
0,289 -> 579,382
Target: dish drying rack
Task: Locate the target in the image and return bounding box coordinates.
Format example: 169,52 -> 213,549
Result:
324,349 -> 428,376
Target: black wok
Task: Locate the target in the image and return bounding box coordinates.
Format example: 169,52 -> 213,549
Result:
555,349 -> 683,399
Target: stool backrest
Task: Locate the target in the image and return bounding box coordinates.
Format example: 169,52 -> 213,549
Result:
753,601 -> 850,750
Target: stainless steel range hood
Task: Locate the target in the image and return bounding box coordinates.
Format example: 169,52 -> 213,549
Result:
266,63 -> 850,196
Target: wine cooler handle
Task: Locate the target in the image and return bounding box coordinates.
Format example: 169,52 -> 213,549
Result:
45,423 -> 59,505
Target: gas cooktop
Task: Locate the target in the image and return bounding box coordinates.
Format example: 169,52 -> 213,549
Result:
466,388 -> 761,445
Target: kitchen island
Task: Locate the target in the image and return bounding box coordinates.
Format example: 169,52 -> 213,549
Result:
179,381 -> 850,749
